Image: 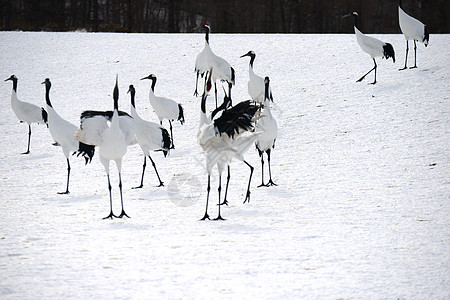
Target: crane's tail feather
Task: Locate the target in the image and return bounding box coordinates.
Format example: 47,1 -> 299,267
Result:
160,127 -> 171,157
178,104 -> 185,125
383,43 -> 395,63
41,108 -> 48,125
75,142 -> 95,164
230,67 -> 236,85
423,26 -> 429,47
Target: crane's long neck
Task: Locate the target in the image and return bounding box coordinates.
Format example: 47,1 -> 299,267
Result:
111,82 -> 121,130
353,14 -> 359,30
11,78 -> 18,93
264,79 -> 272,108
249,54 -> 255,68
205,27 -> 209,44
130,89 -> 138,118
150,78 -> 156,93
130,89 -> 136,109
45,83 -> 52,108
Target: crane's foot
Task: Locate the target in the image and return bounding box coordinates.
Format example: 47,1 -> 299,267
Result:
356,77 -> 365,82
200,213 -> 210,221
103,211 -> 117,220
157,181 -> 164,187
409,66 -> 417,69
243,191 -> 251,204
399,66 -> 407,71
117,210 -> 130,218
266,180 -> 278,186
58,191 -> 70,195
219,199 -> 228,206
194,90 -> 199,97
369,81 -> 377,85
213,214 -> 226,221
21,151 -> 30,155
132,184 -> 143,189
257,183 -> 268,188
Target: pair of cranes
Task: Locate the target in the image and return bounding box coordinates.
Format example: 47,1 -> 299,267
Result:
343,0 -> 429,84
194,25 -> 278,220
5,74 -> 183,219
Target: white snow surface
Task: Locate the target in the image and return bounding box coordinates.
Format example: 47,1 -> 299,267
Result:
0,31 -> 449,299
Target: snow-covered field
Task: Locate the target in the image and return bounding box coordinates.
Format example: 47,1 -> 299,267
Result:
0,31 -> 449,299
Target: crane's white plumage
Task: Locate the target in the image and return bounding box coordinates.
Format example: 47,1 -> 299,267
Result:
128,84 -> 170,188
344,12 -> 395,84
75,77 -> 135,219
42,78 -> 82,194
241,51 -> 273,103
398,0 -> 429,69
194,24 -> 235,107
197,74 -> 260,220
141,74 -> 184,149
255,77 -> 278,187
5,75 -> 47,154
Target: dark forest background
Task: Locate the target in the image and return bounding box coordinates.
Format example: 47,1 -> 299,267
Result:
0,0 -> 448,33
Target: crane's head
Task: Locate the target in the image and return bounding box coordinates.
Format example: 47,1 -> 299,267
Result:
4,75 -> 17,82
41,78 -> 51,88
140,74 -> 156,81
342,12 -> 358,19
240,51 -> 255,59
193,24 -> 210,32
128,84 -> 135,94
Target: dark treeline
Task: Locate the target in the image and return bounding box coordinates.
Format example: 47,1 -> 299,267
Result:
0,0 -> 448,33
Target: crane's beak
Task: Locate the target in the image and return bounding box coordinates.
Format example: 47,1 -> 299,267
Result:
240,53 -> 249,58
140,75 -> 150,80
342,13 -> 352,19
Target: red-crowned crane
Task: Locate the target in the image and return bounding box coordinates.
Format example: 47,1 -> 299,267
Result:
5,75 -> 47,154
255,77 -> 278,187
398,0 -> 429,70
42,78 -> 93,194
343,12 -> 395,84
240,51 -> 273,103
194,24 -> 235,107
197,72 -> 259,220
75,77 -> 136,219
140,74 -> 184,149
128,84 -> 171,188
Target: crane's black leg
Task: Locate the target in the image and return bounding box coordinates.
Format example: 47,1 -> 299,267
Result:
214,82 -> 218,108
220,166 -> 230,206
194,70 -> 200,96
410,40 -> 418,69
257,149 -> 266,187
266,149 -> 277,186
356,59 -> 376,83
400,40 -> 409,70
169,120 -> 175,149
243,160 -> 254,204
200,175 -> 211,220
22,124 -> 31,154
214,175 -> 225,220
133,156 -> 146,189
58,158 -> 71,194
371,59 -> 377,85
103,174 -> 117,219
148,155 -> 164,187
117,172 -> 130,218
228,82 -> 233,105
